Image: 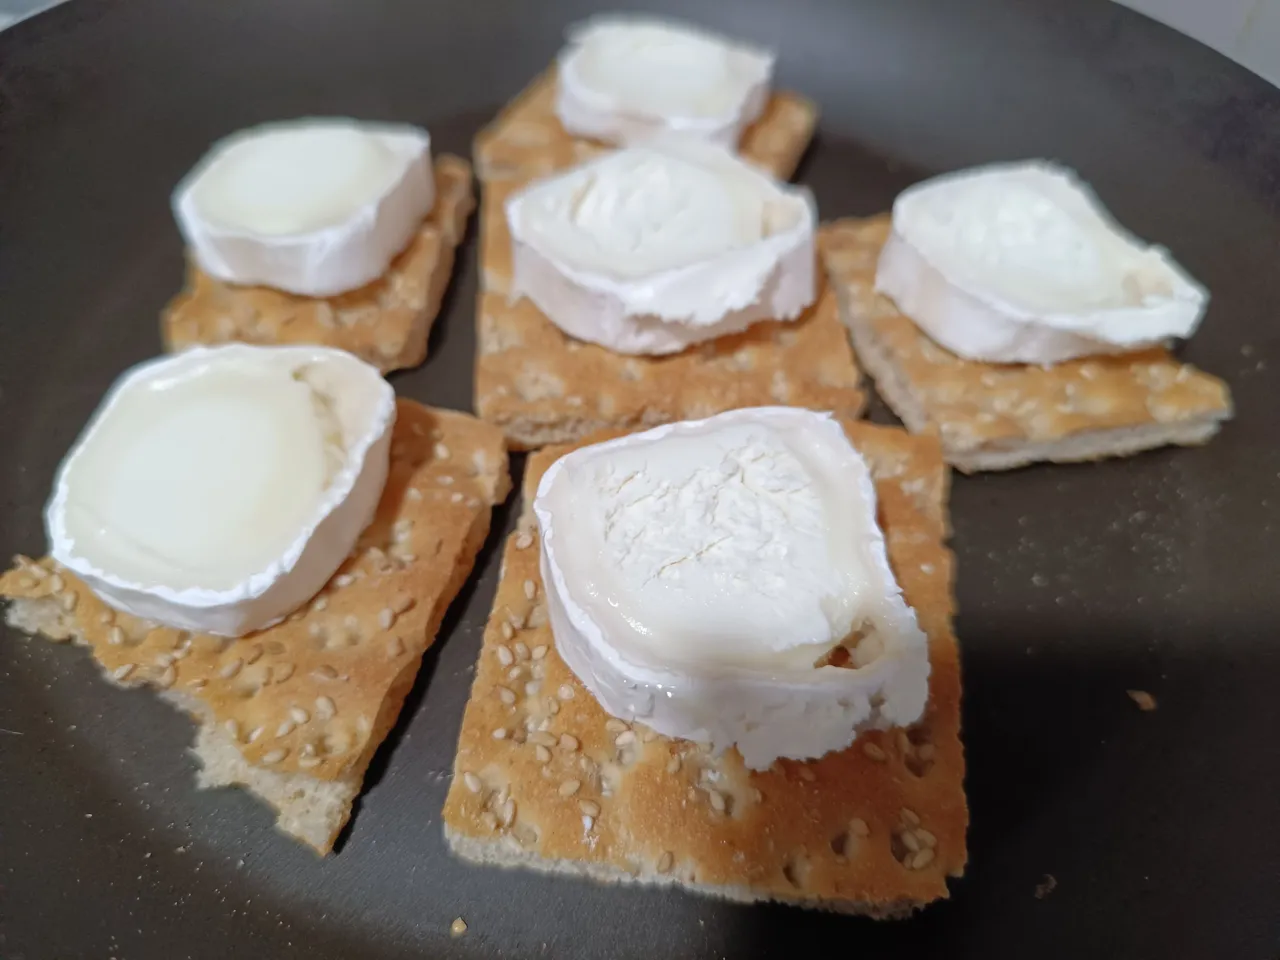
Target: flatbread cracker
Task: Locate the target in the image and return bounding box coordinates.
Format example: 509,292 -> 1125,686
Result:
475,182 -> 865,449
161,156 -> 475,374
474,68 -> 817,183
1,401 -> 510,854
442,421 -> 967,915
820,217 -> 1234,472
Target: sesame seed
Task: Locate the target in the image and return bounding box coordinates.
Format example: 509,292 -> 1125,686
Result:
500,798 -> 516,827
582,815 -> 595,833
798,766 -> 816,782
308,623 -> 326,639
532,645 -> 548,660
901,830 -> 921,853
272,662 -> 296,683
558,684 -> 575,700
546,698 -> 560,715
244,643 -> 264,665
378,608 -> 396,630
188,679 -> 207,690
850,817 -> 870,837
524,681 -> 541,697
515,532 -> 533,550
496,686 -> 516,705
496,644 -> 514,666
506,666 -> 523,682
492,727 -> 508,740
450,492 -> 464,503
98,610 -> 115,625
896,730 -> 912,755
500,622 -> 515,642
387,637 -> 405,658
108,627 -> 125,646
523,579 -> 537,600
49,574 -> 65,592
917,743 -> 936,761
666,756 -> 681,774
463,772 -> 482,793
59,591 -> 78,613
290,707 -> 310,725
559,779 -> 581,797
901,807 -> 921,826
658,851 -> 674,874
433,443 -> 450,460
1128,689 -> 1158,712
261,748 -> 288,765
911,847 -> 935,870
224,719 -> 240,741
514,642 -> 530,660
156,666 -> 176,689
392,593 -> 415,614
535,745 -> 552,764
640,727 -> 657,743
450,917 -> 467,938
334,573 -> 353,588
219,659 -> 243,679
708,791 -> 727,813
579,799 -> 600,817
298,755 -> 321,769
863,742 -> 887,762
915,828 -> 937,847
112,664 -> 134,682
247,726 -> 264,743
559,734 -> 579,752
605,719 -> 628,733
480,811 -> 498,831
311,596 -> 329,612
311,665 -> 339,682
438,474 -> 454,486
406,487 -> 422,502
315,696 -> 337,720
615,730 -> 636,747
276,720 -> 296,738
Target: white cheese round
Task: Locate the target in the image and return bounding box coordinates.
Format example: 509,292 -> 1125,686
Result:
46,344 -> 396,636
534,407 -> 930,770
877,160 -> 1208,364
173,119 -> 435,297
555,15 -> 774,149
507,139 -> 816,355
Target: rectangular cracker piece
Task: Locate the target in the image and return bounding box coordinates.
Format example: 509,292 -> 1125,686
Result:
820,217 -> 1234,473
1,401 -> 510,854
474,68 -> 818,183
442,421 -> 967,915
161,156 -> 475,374
475,182 -> 865,449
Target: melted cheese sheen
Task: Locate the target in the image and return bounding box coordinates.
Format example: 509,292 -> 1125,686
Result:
191,125 -> 404,236
47,345 -> 396,636
535,408 -> 931,768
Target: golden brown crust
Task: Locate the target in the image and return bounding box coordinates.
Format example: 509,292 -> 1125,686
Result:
442,421 -> 967,911
161,156 -> 475,374
1,401 -> 510,851
474,68 -> 817,183
820,217 -> 1234,472
475,182 -> 865,449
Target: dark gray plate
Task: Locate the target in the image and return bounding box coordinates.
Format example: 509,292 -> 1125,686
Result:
2,1 -> 1279,957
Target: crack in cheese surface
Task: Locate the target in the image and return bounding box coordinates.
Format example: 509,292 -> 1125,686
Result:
535,407 -> 930,768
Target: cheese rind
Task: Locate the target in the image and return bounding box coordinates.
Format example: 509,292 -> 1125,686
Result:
507,140 -> 816,355
46,344 -> 396,636
877,160 -> 1208,364
534,407 -> 930,769
173,119 -> 435,297
555,15 -> 773,149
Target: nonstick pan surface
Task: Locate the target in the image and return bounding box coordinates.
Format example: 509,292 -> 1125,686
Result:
2,1 -> 1279,957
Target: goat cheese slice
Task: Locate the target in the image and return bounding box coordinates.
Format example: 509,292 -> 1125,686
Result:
534,407 -> 930,770
877,160 -> 1209,364
173,119 -> 435,297
507,139 -> 816,355
556,15 -> 774,149
46,344 -> 396,637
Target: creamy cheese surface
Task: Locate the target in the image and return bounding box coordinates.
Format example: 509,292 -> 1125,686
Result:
47,344 -> 396,636
556,15 -> 774,148
173,119 -> 435,297
507,140 -> 815,355
535,407 -> 930,769
877,161 -> 1208,364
